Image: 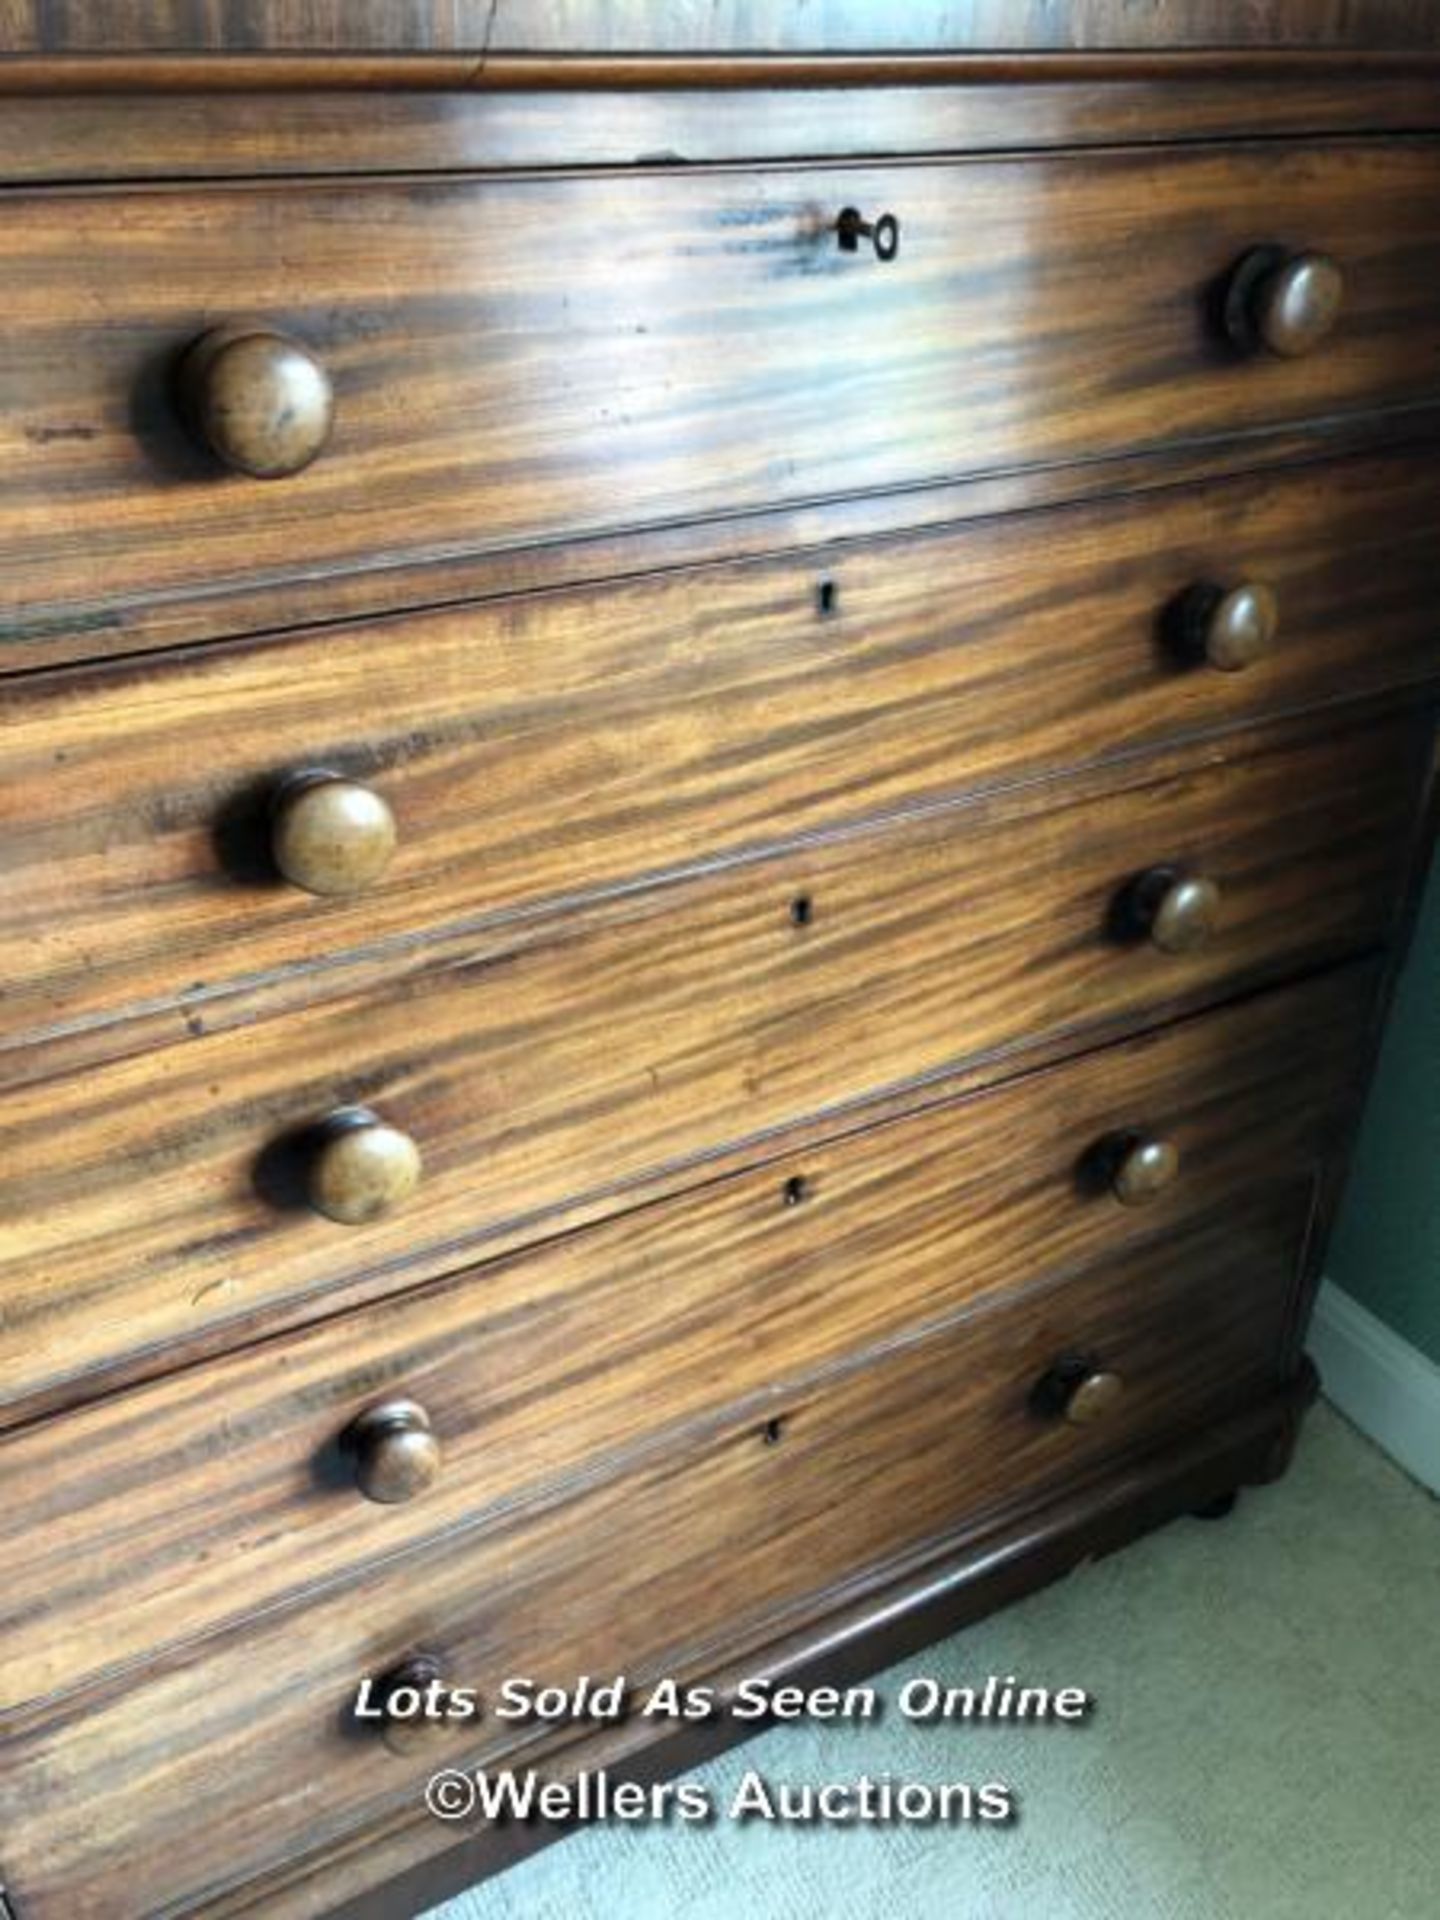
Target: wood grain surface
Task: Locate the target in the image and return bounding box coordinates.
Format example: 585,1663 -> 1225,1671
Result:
0,1188 -> 1309,1919
5,143 -> 1440,658
2,23 -> 1437,1920
275,1371 -> 1321,1920
6,73 -> 1440,180
6,452 -> 1439,1063
0,711 -> 1421,1423
0,3 -> 1436,56
7,408 -> 1435,679
0,963 -> 1374,1716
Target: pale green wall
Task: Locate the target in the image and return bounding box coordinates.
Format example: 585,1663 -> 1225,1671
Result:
1328,852 -> 1440,1366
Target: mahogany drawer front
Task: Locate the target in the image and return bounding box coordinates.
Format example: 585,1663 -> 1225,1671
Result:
7,143 -> 1440,655
0,711 -> 1419,1419
0,1191 -> 1308,1918
0,962 -> 1374,1715
8,452 -> 1440,1062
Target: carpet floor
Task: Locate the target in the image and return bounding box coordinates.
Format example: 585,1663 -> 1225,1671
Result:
426,1404 -> 1439,1920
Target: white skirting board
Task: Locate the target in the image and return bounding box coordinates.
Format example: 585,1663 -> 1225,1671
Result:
1307,1280 -> 1440,1496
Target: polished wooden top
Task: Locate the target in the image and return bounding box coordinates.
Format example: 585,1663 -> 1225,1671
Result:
0,1 -> 1435,57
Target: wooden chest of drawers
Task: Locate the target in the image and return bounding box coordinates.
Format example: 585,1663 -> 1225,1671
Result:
3,6 -> 1439,1915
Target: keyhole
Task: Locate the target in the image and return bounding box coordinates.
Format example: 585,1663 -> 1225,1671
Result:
790,893 -> 814,929
762,1416 -> 788,1447
783,1174 -> 809,1207
816,577 -> 839,618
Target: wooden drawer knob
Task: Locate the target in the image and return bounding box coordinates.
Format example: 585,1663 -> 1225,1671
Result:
1111,1134 -> 1181,1205
1225,248 -> 1344,359
1034,1354 -> 1125,1426
308,1108 -> 421,1225
379,1651 -> 445,1701
368,1652 -> 448,1755
1136,869 -> 1223,955
180,325 -> 334,477
1183,581 -> 1279,672
345,1399 -> 441,1504
271,772 -> 396,897
1062,1368 -> 1125,1425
